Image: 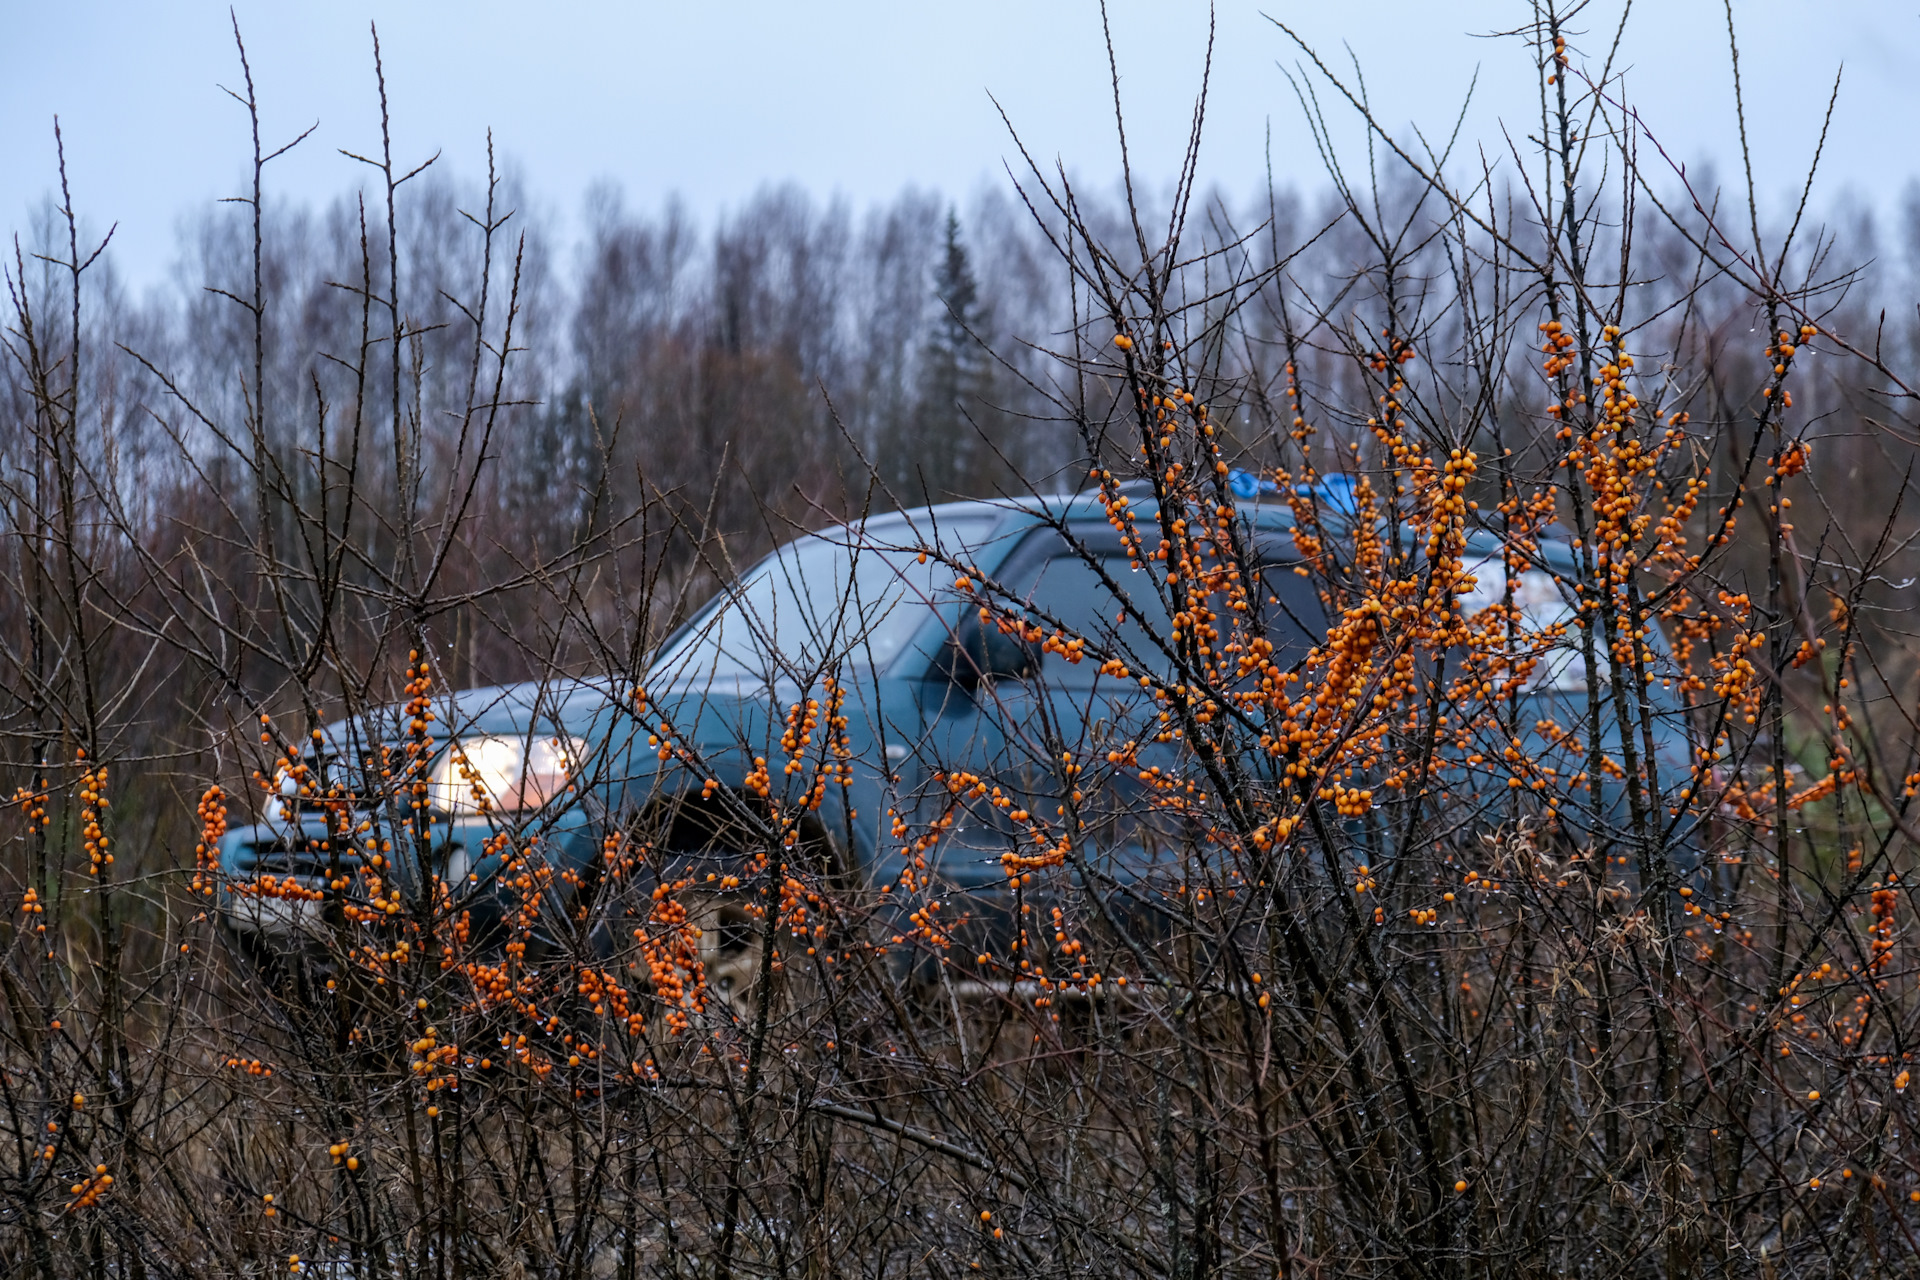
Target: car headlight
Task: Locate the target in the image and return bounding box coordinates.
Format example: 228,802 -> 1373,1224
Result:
428,734 -> 586,814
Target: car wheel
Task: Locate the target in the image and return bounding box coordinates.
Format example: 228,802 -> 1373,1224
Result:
690,893 -> 767,1015
630,788 -> 844,1019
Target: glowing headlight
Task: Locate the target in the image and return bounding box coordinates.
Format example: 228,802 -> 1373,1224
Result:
428,734 -> 586,814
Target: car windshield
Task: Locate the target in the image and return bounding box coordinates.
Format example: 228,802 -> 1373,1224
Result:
652,518 -> 999,682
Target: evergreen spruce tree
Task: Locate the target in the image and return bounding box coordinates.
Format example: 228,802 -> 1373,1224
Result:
896,209 -> 993,503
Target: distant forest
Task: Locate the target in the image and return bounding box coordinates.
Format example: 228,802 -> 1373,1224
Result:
9,161 -> 1920,693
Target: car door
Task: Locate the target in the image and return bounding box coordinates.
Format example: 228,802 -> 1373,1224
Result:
916,524 -> 1326,888
981,533 -> 1179,882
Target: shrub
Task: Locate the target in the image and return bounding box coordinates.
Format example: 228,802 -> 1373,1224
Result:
2,7 -> 1916,1277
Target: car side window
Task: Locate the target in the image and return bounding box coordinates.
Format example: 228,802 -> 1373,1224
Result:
1253,562 -> 1328,666
1005,551 -> 1326,687
1017,555 -> 1173,686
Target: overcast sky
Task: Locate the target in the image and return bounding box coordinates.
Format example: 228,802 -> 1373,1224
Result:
3,1 -> 1912,292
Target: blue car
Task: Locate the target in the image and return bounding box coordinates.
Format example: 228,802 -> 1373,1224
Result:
218,480 -> 1692,992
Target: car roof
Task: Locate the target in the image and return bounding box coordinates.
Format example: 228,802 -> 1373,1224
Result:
834,482 -> 1300,553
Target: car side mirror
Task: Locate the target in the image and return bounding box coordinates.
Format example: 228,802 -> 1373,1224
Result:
936,611 -> 1037,688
